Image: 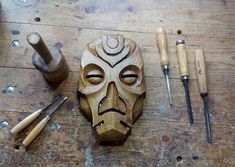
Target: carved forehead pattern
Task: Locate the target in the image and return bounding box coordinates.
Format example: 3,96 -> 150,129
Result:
84,34 -> 142,68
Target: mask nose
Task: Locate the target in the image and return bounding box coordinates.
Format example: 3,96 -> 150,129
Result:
98,82 -> 126,115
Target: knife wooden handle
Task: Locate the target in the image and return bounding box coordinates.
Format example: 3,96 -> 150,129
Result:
176,40 -> 189,77
157,27 -> 169,66
10,109 -> 42,135
195,49 -> 208,94
22,117 -> 49,147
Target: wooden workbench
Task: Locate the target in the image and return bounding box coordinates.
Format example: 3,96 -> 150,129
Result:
0,0 -> 234,166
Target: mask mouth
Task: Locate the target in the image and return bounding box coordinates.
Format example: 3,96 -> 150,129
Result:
98,96 -> 127,115
98,108 -> 126,116
94,120 -> 131,129
94,119 -> 131,144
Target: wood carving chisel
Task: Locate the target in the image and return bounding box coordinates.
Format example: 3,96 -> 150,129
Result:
195,49 -> 212,143
23,96 -> 68,147
10,93 -> 62,135
157,27 -> 173,107
176,40 -> 193,124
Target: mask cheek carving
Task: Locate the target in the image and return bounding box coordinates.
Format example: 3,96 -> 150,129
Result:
132,95 -> 145,124
78,94 -> 92,121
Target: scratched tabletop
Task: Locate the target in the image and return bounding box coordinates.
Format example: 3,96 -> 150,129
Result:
0,0 -> 235,166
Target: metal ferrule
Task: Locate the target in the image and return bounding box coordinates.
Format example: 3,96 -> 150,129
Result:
176,39 -> 185,45
161,64 -> 169,70
181,75 -> 189,80
200,93 -> 208,98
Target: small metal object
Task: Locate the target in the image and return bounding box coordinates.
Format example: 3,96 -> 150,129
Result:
11,40 -> 20,47
1,120 -> 9,128
6,86 -> 15,94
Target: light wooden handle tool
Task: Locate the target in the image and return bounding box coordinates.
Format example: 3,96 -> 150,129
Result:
195,49 -> 208,94
195,49 -> 212,143
22,96 -> 68,147
157,27 -> 169,66
22,117 -> 49,147
10,94 -> 62,135
10,109 -> 42,135
176,40 -> 189,77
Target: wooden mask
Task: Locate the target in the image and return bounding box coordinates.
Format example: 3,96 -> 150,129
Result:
78,34 -> 146,144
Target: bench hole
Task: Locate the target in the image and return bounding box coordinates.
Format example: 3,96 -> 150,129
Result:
34,17 -> 41,22
14,145 -> 20,150
177,30 -> 182,35
176,156 -> 182,162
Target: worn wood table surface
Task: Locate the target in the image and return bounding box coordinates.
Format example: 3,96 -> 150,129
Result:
0,0 -> 234,166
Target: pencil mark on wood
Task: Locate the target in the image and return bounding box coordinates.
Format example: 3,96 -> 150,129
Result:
11,0 -> 40,8
83,0 -> 134,14
85,147 -> 94,167
54,42 -> 63,49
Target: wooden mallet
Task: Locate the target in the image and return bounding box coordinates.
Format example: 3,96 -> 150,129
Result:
27,32 -> 69,83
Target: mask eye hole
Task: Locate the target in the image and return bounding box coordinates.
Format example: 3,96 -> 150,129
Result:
121,70 -> 138,85
86,70 -> 104,85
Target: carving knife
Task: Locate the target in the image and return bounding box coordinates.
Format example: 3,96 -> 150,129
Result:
10,93 -> 62,135
23,96 -> 68,147
195,49 -> 212,143
157,27 -> 173,107
176,40 -> 193,124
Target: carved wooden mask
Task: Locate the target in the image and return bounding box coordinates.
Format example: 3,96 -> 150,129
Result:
78,34 -> 146,144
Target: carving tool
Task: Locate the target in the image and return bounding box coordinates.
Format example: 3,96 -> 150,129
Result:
157,27 -> 173,107
10,94 -> 62,135
176,40 -> 193,124
23,96 -> 68,147
195,49 -> 212,143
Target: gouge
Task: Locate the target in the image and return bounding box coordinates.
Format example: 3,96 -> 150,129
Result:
23,96 -> 68,147
157,27 -> 173,107
195,49 -> 212,143
10,94 -> 62,135
176,40 -> 193,124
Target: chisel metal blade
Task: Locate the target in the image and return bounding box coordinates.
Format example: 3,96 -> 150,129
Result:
182,79 -> 193,124
163,68 -> 173,107
202,95 -> 212,143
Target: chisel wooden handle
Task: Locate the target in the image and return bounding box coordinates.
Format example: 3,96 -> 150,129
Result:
22,117 -> 49,147
157,27 -> 169,66
10,109 -> 42,135
176,40 -> 189,77
195,49 -> 208,94
27,32 -> 52,64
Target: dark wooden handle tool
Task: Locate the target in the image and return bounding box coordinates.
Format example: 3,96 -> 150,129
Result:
27,32 -> 69,83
